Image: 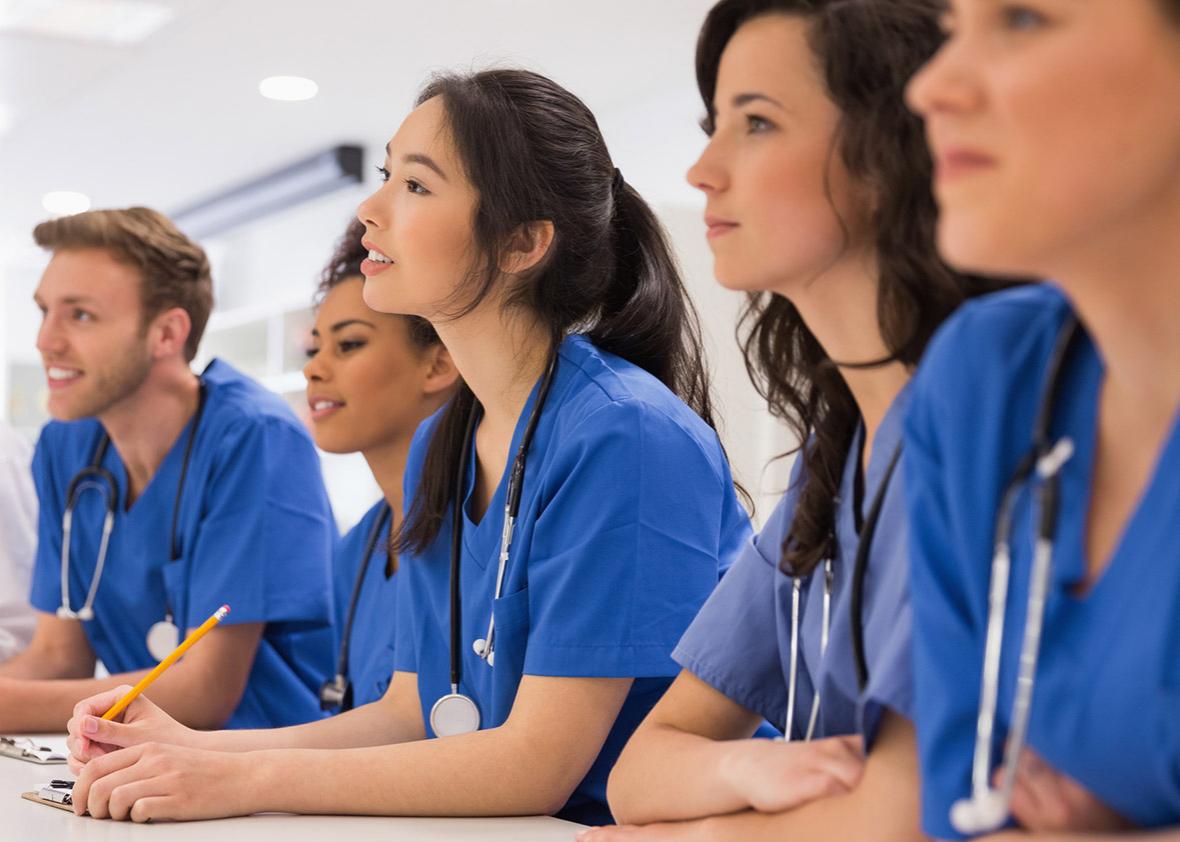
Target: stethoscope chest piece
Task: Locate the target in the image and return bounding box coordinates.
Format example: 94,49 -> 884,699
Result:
429,691 -> 481,737
146,617 -> 180,662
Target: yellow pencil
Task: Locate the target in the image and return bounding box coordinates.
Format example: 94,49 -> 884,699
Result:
101,604 -> 231,721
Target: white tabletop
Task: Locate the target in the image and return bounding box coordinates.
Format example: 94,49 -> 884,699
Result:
1,737 -> 584,841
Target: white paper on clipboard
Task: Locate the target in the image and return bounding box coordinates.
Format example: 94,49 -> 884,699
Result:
0,736 -> 68,764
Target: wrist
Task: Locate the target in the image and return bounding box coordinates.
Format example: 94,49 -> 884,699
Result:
234,750 -> 282,815
717,739 -> 756,807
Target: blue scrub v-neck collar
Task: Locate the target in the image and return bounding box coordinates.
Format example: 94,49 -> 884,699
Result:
458,351 -> 554,570
107,404 -> 200,520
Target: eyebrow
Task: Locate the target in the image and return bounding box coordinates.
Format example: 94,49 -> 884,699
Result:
310,318 -> 377,337
384,143 -> 450,182
732,92 -> 786,110
33,294 -> 100,308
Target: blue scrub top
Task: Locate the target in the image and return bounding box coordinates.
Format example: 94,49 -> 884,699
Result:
30,359 -> 336,729
393,334 -> 751,825
905,284 -> 1180,838
331,500 -> 397,709
674,387 -> 914,746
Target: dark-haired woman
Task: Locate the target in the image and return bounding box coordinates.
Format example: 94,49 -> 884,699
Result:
902,1 -> 1180,839
60,69 -> 750,825
306,218 -> 457,712
590,1 -> 1003,839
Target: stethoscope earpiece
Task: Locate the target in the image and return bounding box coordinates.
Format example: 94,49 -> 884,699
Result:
950,789 -> 1009,835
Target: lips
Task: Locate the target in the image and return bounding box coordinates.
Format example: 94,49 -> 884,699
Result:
934,147 -> 998,182
704,214 -> 739,239
45,365 -> 82,390
360,239 -> 395,276
308,397 -> 345,421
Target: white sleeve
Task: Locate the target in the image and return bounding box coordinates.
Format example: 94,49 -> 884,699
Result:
0,425 -> 38,660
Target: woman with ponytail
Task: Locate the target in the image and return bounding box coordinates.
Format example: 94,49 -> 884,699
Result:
61,69 -> 750,826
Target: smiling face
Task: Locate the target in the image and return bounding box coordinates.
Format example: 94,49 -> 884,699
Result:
686,13 -> 871,297
34,248 -> 155,421
303,277 -> 444,455
907,0 -> 1180,278
356,96 -> 481,320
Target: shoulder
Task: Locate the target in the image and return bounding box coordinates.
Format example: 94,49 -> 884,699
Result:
33,418 -> 101,471
552,335 -> 728,474
913,284 -> 1071,411
199,359 -> 314,445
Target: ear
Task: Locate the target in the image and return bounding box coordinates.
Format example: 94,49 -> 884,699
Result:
420,344 -> 460,398
148,307 -> 193,361
497,220 -> 556,276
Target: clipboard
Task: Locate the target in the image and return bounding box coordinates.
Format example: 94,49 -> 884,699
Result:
0,736 -> 68,765
21,791 -> 75,812
21,779 -> 76,812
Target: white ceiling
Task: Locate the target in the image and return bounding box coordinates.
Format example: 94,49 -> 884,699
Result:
0,0 -> 716,267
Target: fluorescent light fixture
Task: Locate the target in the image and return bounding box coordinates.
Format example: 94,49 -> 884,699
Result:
171,145 -> 364,240
259,76 -> 319,102
0,0 -> 174,45
42,190 -> 91,216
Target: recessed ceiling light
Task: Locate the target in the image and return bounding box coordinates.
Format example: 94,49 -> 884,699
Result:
42,190 -> 91,216
259,76 -> 319,102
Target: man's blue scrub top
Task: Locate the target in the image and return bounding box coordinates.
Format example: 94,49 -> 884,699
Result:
393,334 -> 752,825
905,284 -> 1180,837
331,500 -> 397,709
674,387 -> 915,746
30,359 -> 336,728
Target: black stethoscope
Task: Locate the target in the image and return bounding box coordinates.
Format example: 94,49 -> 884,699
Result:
319,503 -> 392,712
782,438 -> 903,742
950,315 -> 1080,835
59,382 -> 208,662
428,352 -> 560,738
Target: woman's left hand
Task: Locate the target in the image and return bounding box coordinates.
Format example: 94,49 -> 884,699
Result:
71,741 -> 260,822
999,748 -> 1135,834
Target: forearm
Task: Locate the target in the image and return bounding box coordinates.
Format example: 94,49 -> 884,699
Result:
249,725 -> 586,817
0,670 -> 146,731
194,697 -> 419,753
610,722 -> 752,824
0,642 -> 94,680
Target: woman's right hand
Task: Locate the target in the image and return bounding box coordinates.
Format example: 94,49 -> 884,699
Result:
66,686 -> 195,774
719,735 -> 865,814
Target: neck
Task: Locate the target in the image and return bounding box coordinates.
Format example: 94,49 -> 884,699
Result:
362,435 -> 412,524
782,255 -> 911,462
431,302 -> 553,441
1052,211 -> 1180,407
98,362 -> 200,502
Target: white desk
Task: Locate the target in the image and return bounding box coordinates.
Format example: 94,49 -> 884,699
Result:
1,738 -> 585,841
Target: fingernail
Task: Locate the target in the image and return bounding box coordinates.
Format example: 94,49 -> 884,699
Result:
83,716 -> 98,734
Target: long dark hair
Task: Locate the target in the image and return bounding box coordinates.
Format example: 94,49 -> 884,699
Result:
698,0 -> 1008,577
396,69 -> 720,554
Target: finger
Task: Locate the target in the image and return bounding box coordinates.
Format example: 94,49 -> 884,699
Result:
73,742 -> 145,817
72,686 -> 133,723
129,796 -> 166,824
87,759 -> 157,821
108,777 -> 168,822
78,714 -> 141,749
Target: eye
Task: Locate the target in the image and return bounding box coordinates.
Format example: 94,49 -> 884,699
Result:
745,113 -> 774,134
375,165 -> 391,183
1000,4 -> 1047,30
72,309 -> 93,322
404,178 -> 430,196
338,339 -> 366,353
304,345 -> 321,360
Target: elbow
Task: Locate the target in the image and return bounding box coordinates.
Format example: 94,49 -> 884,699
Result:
605,739 -> 644,824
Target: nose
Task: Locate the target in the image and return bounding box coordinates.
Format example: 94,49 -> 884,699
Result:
356,183 -> 387,233
686,130 -> 728,196
302,346 -> 328,384
36,309 -> 67,357
905,33 -> 981,120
